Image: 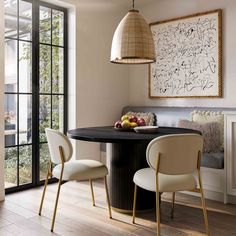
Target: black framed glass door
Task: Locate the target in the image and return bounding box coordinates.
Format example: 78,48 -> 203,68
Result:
4,0 -> 68,193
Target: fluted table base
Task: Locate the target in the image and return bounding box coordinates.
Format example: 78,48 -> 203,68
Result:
106,143 -> 155,212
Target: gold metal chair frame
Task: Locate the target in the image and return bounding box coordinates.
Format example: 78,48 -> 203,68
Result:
132,151 -> 210,236
38,146 -> 112,232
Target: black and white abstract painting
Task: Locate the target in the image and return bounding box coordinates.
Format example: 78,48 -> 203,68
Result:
149,10 -> 222,98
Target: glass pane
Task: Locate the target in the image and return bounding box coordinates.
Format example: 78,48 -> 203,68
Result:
5,0 -> 18,38
5,147 -> 18,188
40,143 -> 50,180
5,94 -> 17,147
19,0 -> 32,40
40,6 -> 51,44
39,95 -> 51,142
52,95 -> 63,131
19,145 -> 32,184
52,47 -> 63,93
5,39 -> 17,92
40,45 -> 51,93
52,10 -> 64,46
19,41 -> 32,93
19,95 -> 32,144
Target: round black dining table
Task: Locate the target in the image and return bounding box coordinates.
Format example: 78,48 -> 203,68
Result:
67,126 -> 201,213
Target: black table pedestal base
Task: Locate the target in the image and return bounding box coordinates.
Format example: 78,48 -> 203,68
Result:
106,143 -> 156,212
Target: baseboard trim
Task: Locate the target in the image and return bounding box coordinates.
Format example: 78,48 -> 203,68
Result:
182,190 -> 224,202
226,195 -> 236,204
182,190 -> 236,204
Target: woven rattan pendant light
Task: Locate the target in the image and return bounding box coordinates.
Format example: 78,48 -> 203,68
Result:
110,0 -> 156,64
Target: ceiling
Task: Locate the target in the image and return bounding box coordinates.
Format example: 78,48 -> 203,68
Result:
64,0 -> 157,12
107,0 -> 156,8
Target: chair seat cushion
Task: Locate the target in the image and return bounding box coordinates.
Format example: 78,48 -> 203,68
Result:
201,152 -> 224,169
133,168 -> 197,192
53,160 -> 108,181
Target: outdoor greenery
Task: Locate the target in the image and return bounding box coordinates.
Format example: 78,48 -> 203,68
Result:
5,5 -> 64,186
5,145 -> 31,185
5,143 -> 51,185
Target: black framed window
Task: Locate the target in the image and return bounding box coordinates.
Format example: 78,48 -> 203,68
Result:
4,0 -> 68,192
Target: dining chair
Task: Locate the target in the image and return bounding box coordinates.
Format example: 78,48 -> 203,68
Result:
38,128 -> 112,232
132,133 -> 209,236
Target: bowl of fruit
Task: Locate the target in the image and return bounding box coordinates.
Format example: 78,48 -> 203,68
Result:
114,114 -> 146,131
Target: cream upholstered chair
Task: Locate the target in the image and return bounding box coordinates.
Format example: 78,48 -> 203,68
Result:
39,128 -> 112,232
132,134 -> 209,236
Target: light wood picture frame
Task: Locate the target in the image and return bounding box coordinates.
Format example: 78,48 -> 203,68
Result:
149,9 -> 222,98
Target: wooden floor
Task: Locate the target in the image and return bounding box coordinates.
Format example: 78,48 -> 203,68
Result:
0,180 -> 236,236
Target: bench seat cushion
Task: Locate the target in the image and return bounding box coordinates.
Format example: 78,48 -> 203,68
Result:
201,152 -> 224,169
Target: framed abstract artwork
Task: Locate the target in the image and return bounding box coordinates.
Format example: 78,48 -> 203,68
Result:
149,9 -> 222,98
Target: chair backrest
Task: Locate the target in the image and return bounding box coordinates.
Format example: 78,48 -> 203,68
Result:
45,128 -> 73,164
146,134 -> 203,175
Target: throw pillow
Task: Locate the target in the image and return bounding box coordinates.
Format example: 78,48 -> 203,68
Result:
190,110 -> 224,150
178,119 -> 221,153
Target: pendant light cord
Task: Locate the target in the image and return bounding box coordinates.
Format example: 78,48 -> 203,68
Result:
132,0 -> 135,9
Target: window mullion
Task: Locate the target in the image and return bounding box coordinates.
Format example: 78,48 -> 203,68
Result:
63,9 -> 68,134
50,8 -> 53,130
31,0 -> 40,186
16,0 -> 20,187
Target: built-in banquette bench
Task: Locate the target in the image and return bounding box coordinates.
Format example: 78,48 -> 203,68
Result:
120,106 -> 236,203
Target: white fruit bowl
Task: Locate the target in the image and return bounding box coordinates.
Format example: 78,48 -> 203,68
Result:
134,126 -> 159,133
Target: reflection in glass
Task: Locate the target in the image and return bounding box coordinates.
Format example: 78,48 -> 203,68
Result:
5,94 -> 17,147
19,145 -> 32,184
40,143 -> 50,180
40,6 -> 51,44
40,45 -> 51,93
5,0 -> 18,38
52,96 -> 63,131
52,47 -> 63,93
19,95 -> 32,144
19,0 -> 32,40
19,41 -> 32,93
52,10 -> 64,46
5,39 -> 17,92
5,147 -> 18,188
39,95 -> 51,142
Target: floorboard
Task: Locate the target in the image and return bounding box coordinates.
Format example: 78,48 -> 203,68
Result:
1,179 -> 236,235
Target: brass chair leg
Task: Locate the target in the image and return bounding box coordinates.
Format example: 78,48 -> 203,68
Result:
156,191 -> 161,236
156,175 -> 160,236
200,189 -> 210,236
104,176 -> 112,219
51,146 -> 65,232
89,179 -> 95,206
132,184 -> 137,224
39,161 -> 51,216
51,177 -> 63,232
155,154 -> 161,236
198,171 -> 210,236
171,192 -> 175,219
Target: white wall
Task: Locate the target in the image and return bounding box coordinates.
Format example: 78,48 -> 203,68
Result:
0,0 -> 5,201
76,12 -> 130,160
129,0 -> 236,108
66,1 -> 130,160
